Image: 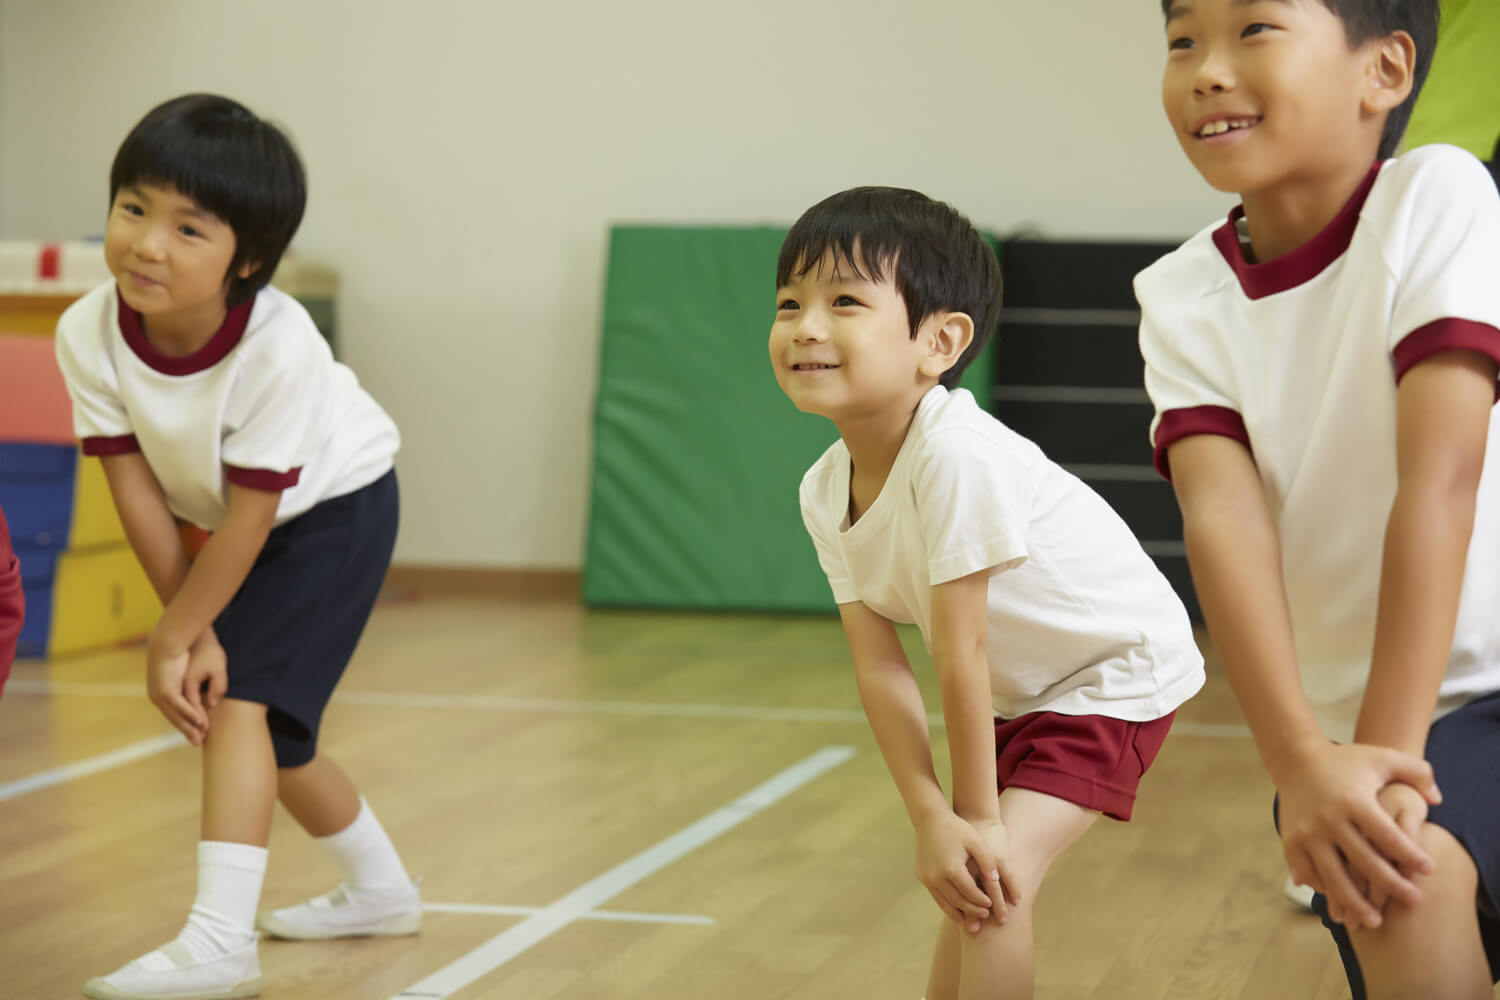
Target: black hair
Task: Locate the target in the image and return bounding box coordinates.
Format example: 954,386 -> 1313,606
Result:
1160,0 -> 1438,159
109,94 -> 306,307
775,187 -> 1002,390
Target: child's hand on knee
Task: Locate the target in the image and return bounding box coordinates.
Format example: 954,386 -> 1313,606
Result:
969,817 -> 1022,927
146,627 -> 209,746
1362,781 -> 1432,916
913,808 -> 998,934
1278,742 -> 1439,929
183,629 -> 229,723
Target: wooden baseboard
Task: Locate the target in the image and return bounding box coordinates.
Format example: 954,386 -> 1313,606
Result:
382,565 -> 581,600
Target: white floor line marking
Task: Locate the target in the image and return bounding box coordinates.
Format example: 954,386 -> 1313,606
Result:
423,902 -> 714,926
6,680 -> 1253,738
390,745 -> 855,999
0,732 -> 186,803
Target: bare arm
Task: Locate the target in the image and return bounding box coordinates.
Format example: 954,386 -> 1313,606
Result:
839,599 -> 1003,926
928,569 -> 999,822
1170,433 -> 1437,927
102,454 -> 280,651
102,455 -> 280,741
838,600 -> 949,824
150,482 -> 280,656
100,452 -> 192,603
1169,436 -> 1323,781
1356,351 -> 1496,755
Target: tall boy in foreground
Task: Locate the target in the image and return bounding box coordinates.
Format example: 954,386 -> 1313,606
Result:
1138,1 -> 1500,996
773,187 -> 1203,999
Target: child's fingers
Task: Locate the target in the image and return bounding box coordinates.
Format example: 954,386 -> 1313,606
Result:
1350,809 -> 1426,904
154,698 -> 204,746
949,863 -> 993,912
206,667 -> 228,708
1285,847 -> 1321,898
1379,750 -> 1440,805
166,689 -> 207,737
994,856 -> 1023,907
1311,841 -> 1380,929
930,884 -> 984,929
182,669 -> 206,717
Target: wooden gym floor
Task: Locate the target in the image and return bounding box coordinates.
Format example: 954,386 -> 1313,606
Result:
0,574 -> 1466,999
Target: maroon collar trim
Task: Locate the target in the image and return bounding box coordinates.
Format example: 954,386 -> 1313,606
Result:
116,288 -> 252,376
1212,162 -> 1384,300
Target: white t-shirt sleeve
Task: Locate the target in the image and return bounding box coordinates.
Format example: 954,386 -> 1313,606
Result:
1138,283 -> 1250,479
54,303 -> 139,455
799,474 -> 857,605
220,340 -> 321,491
1386,148 -> 1500,380
912,428 -> 1032,585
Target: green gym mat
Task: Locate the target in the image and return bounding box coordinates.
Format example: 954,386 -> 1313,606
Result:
583,226 -> 996,612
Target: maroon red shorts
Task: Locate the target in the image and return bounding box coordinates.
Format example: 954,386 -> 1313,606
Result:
0,505 -> 22,697
994,711 -> 1176,821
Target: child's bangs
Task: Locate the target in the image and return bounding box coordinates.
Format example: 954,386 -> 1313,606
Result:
110,123 -> 244,225
776,218 -> 898,290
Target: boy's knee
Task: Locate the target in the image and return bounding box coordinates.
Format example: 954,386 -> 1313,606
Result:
1349,823 -> 1483,981
1406,823 -> 1479,902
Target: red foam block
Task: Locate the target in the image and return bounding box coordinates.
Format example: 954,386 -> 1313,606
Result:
0,334 -> 74,444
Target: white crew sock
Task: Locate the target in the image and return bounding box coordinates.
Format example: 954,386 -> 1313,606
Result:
317,797 -> 414,891
175,840 -> 267,961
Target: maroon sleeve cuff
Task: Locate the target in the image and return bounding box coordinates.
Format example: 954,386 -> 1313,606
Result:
1153,405 -> 1252,481
80,434 -> 141,456
1393,319 -> 1500,396
224,465 -> 302,491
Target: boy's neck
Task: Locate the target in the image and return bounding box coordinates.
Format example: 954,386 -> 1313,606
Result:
139,301 -> 231,358
1239,158 -> 1380,263
835,390 -> 929,523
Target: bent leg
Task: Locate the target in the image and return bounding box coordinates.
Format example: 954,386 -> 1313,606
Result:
202,697 -> 276,846
278,751 -> 362,837
955,788 -> 1100,1000
926,915 -> 962,1000
1349,822 -> 1490,1000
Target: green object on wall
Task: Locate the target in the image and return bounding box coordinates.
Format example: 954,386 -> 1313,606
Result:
1404,0 -> 1500,160
583,226 -> 996,612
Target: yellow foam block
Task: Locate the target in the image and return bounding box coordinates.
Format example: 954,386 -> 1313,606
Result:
48,543 -> 160,657
69,456 -> 127,549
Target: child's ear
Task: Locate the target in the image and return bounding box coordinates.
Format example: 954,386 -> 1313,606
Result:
235,259 -> 263,280
919,312 -> 974,380
1363,30 -> 1415,117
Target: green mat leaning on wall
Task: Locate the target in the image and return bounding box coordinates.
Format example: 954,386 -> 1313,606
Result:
1403,0 -> 1500,164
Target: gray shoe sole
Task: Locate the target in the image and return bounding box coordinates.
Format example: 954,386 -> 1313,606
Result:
82,974 -> 263,1000
256,910 -> 421,941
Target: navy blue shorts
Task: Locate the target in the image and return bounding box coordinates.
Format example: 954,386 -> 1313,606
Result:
217,470 -> 398,768
1274,691 -> 1500,997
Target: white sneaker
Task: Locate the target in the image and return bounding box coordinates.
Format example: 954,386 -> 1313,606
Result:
1282,875 -> 1317,911
83,939 -> 261,1000
256,883 -> 421,940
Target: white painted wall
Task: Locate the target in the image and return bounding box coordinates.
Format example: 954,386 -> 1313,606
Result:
0,0 -> 1230,568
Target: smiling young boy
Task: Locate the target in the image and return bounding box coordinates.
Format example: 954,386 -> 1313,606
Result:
1138,1 -> 1500,996
56,94 -> 419,1000
773,187 -> 1203,1000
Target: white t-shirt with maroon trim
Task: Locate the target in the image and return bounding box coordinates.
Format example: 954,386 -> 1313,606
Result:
55,281 -> 399,530
800,385 -> 1205,722
1137,143 -> 1500,742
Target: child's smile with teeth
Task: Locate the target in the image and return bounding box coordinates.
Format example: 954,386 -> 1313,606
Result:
1198,117 -> 1261,138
